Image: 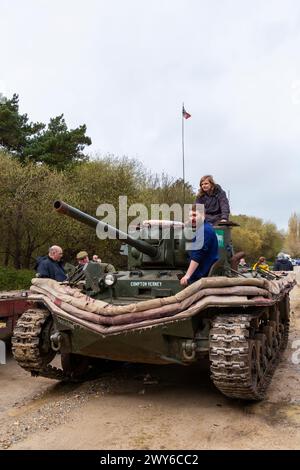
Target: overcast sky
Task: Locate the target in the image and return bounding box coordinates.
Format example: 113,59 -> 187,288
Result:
1,0 -> 299,230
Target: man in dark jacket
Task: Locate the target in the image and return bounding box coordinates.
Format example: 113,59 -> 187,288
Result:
273,253 -> 293,271
36,245 -> 67,281
180,208 -> 219,286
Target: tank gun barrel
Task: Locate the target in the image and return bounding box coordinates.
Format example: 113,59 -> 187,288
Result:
54,200 -> 158,258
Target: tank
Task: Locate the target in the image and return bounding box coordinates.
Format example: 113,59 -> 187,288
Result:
12,201 -> 295,400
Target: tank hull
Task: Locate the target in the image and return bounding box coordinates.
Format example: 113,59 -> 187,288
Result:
11,273 -> 295,401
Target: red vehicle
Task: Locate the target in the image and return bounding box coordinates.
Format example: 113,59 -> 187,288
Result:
0,291 -> 31,341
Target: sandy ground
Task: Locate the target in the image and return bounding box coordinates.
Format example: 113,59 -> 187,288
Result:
1,284 -> 300,450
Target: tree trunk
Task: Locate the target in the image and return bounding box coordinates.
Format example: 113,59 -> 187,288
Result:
4,235 -> 10,266
24,244 -> 34,269
14,208 -> 22,269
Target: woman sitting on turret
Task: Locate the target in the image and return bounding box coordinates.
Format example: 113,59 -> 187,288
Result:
195,175 -> 230,225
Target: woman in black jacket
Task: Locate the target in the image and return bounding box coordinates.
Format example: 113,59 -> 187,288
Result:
195,175 -> 230,225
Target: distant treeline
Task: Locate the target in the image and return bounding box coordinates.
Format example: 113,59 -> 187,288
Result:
0,151 -> 196,268
0,150 -> 288,269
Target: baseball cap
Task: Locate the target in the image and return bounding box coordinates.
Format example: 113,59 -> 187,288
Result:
76,250 -> 88,260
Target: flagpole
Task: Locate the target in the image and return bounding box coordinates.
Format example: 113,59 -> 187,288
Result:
182,102 -> 185,204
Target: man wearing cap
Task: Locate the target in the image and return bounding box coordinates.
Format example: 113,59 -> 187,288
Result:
76,251 -> 89,266
76,251 -> 115,273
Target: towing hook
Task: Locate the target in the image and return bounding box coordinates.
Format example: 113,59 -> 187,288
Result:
182,340 -> 196,361
50,332 -> 62,351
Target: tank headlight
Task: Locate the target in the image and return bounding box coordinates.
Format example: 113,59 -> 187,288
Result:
104,273 -> 116,286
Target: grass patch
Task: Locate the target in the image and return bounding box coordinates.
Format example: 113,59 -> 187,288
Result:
0,266 -> 34,291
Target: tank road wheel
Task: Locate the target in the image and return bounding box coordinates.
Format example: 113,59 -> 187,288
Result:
279,295 -> 290,352
263,324 -> 279,361
12,307 -> 65,380
249,340 -> 259,389
254,333 -> 268,379
279,319 -> 290,351
209,307 -> 290,401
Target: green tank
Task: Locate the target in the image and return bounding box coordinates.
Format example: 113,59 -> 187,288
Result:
12,201 -> 295,400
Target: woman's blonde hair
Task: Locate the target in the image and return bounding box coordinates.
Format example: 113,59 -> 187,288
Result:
198,175 -> 216,197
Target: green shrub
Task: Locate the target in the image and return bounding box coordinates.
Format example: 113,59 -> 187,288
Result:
0,267 -> 34,291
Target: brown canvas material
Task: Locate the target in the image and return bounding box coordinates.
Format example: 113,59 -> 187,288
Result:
28,274 -> 295,333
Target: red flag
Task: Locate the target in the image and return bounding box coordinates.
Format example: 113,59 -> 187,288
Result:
182,106 -> 191,119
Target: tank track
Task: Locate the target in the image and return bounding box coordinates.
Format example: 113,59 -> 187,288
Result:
209,309 -> 290,401
12,308 -> 66,380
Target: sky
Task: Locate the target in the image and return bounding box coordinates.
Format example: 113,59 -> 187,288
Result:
1,0 -> 300,230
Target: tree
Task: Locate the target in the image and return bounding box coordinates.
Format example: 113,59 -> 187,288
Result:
231,214 -> 284,263
0,94 -> 44,154
0,94 -> 91,169
0,152 -> 73,268
284,213 -> 300,257
23,115 -> 91,170
231,226 -> 262,262
260,222 -> 284,260
142,175 -> 194,205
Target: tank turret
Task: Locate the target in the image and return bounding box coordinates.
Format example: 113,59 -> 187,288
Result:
54,200 -> 191,269
54,200 -> 237,299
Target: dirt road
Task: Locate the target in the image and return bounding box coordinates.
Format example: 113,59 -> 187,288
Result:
1,285 -> 300,450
